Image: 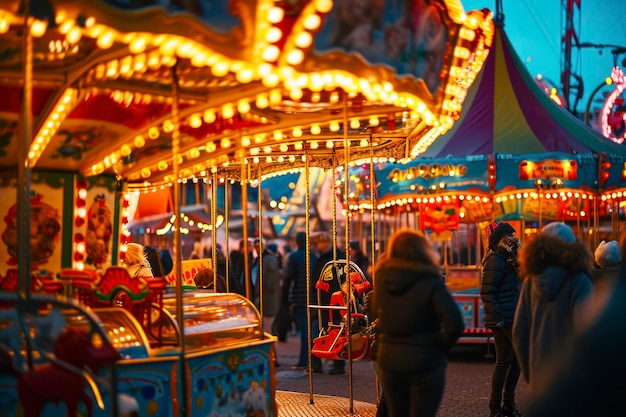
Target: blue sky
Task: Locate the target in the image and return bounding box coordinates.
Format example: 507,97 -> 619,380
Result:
461,0 -> 626,115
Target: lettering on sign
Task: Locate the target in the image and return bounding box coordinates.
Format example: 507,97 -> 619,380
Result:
388,163 -> 468,181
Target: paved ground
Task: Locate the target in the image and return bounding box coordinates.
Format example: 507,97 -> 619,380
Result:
274,330 -> 530,416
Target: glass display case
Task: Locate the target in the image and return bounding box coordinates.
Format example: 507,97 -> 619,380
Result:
155,291 -> 263,351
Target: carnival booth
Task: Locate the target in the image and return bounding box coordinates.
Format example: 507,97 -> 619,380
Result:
0,0 -> 496,415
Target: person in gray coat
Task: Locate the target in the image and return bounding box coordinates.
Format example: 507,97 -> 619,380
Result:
374,228 -> 464,417
513,222 -> 593,391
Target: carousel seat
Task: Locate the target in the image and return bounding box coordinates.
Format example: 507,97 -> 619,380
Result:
95,266 -> 149,320
57,268 -> 99,306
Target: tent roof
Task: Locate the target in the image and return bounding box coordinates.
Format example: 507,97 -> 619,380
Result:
421,24 -> 626,158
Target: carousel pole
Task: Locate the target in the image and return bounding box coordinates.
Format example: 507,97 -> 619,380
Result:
576,195 -> 582,240
369,139 -> 376,276
242,163 -> 251,300
18,0 -> 34,370
211,171 -> 218,290
342,93 -> 355,414
224,174 -> 230,292
304,154 -> 315,403
170,64 -> 188,416
257,165 -> 264,326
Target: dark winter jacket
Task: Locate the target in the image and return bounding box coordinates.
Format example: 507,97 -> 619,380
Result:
374,258 -> 464,373
480,245 -> 520,328
513,234 -> 593,387
281,248 -> 318,309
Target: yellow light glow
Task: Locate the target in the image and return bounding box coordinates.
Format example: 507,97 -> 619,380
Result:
129,36 -> 147,53
203,109 -> 216,123
66,27 -> 82,44
211,61 -> 229,77
286,49 -> 304,65
303,14 -> 321,30
293,127 -> 303,137
310,124 -> 321,135
236,68 -> 254,84
329,121 -> 340,132
256,94 -> 269,109
270,89 -> 282,105
314,0 -> 333,13
163,120 -> 174,133
189,114 -> 202,128
295,32 -> 313,48
120,144 -> 132,157
97,31 -> 115,49
148,127 -> 160,139
237,99 -> 251,114
266,27 -> 282,43
222,104 -> 235,119
268,7 -> 285,23
289,87 -> 303,100
59,19 -> 74,35
30,19 -> 47,37
158,161 -> 168,171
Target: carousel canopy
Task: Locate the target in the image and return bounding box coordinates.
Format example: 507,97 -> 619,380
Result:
416,22 -> 626,158
0,0 -> 495,190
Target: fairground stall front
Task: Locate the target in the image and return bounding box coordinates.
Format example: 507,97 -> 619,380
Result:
0,0 -> 495,416
365,155 -> 493,343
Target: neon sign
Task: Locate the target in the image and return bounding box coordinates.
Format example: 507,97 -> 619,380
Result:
601,66 -> 626,144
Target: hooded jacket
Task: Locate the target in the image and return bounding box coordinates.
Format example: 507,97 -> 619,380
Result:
374,257 -> 464,373
512,234 -> 593,387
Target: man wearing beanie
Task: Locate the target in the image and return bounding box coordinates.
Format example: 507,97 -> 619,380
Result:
481,222 -> 523,417
512,222 -> 593,396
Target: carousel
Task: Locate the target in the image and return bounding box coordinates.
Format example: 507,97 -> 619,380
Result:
0,0 -> 495,416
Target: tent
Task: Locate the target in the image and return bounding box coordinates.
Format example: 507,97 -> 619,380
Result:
418,22 -> 626,159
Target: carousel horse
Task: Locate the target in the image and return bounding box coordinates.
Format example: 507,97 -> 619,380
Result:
0,327 -> 121,417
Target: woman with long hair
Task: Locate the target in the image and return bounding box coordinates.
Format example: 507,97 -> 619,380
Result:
373,228 -> 464,417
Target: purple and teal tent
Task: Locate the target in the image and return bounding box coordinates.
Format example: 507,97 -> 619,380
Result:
421,24 -> 626,159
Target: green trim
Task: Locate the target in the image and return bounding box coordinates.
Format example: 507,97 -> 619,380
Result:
95,285 -> 149,302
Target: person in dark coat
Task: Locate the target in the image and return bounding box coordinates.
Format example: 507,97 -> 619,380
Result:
349,240 -> 370,278
374,228 -> 464,417
230,238 -> 254,298
280,231 -> 321,372
523,232 -> 626,416
364,288 -> 388,417
481,222 -> 522,417
513,222 -> 593,392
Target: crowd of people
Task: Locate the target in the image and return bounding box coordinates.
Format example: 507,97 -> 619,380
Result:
123,221 -> 626,417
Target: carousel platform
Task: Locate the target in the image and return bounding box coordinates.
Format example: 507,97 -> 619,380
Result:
276,391 -> 376,416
